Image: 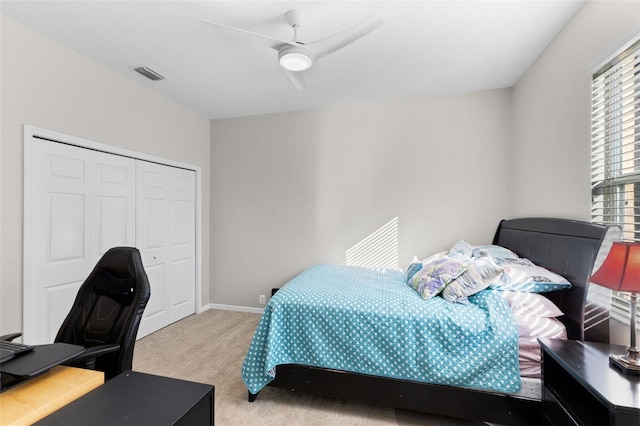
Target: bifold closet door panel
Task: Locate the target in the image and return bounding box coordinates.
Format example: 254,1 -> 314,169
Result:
136,160 -> 196,338
25,139 -> 135,344
166,166 -> 196,324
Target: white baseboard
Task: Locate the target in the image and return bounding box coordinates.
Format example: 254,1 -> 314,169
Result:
201,303 -> 264,315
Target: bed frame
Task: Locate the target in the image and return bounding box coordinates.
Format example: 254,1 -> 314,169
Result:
248,218 -> 616,425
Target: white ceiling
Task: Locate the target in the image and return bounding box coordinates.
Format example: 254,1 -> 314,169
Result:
1,1 -> 585,120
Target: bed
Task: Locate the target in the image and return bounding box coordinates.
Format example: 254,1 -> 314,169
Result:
243,218 -> 620,425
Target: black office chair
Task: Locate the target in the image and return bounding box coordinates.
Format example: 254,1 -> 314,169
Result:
3,247 -> 151,380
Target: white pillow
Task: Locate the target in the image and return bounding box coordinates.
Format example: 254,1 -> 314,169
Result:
490,259 -> 572,293
514,315 -> 567,341
500,291 -> 564,318
516,316 -> 567,378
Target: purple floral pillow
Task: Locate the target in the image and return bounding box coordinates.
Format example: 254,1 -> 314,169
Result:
408,256 -> 469,299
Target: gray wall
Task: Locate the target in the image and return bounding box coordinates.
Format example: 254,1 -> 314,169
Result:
511,0 -> 640,219
0,15 -> 211,335
210,91 -> 512,308
209,0 -> 640,311
510,0 -> 640,344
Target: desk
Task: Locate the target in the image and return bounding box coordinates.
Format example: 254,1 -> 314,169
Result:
0,365 -> 103,425
1,342 -> 86,391
36,371 -> 214,425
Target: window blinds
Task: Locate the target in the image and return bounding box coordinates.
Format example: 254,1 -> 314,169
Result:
591,38 -> 640,324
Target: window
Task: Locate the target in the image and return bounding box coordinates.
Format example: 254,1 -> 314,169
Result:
591,37 -> 640,324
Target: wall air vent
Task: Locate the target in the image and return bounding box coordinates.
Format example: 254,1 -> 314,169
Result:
133,66 -> 165,81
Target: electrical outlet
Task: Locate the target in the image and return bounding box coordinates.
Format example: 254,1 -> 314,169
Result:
259,294 -> 266,305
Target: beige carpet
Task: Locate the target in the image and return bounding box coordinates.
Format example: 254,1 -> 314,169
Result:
133,309 -> 484,425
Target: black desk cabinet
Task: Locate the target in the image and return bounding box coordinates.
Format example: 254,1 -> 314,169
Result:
540,339 -> 640,426
35,370 -> 214,425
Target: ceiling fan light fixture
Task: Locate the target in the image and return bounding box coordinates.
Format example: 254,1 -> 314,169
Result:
278,47 -> 313,72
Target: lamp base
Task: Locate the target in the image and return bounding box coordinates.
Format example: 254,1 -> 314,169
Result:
609,353 -> 640,375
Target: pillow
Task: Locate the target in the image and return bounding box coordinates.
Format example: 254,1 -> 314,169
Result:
491,260 -> 572,293
449,241 -> 520,261
404,251 -> 448,283
515,315 -> 567,342
472,245 -> 519,260
500,291 -> 564,317
516,316 -> 567,377
420,251 -> 447,263
405,256 -> 423,283
442,257 -> 501,303
492,257 -> 535,267
408,256 -> 469,299
448,240 -> 473,258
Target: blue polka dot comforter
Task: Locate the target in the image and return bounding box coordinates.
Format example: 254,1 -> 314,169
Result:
241,264 -> 520,394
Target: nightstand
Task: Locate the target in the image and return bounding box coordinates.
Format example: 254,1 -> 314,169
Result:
540,338 -> 640,426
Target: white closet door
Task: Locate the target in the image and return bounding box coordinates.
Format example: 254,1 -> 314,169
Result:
92,152 -> 136,255
167,167 -> 196,323
136,160 -> 195,338
25,139 -> 135,344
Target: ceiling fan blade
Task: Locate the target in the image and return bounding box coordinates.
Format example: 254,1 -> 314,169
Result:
200,19 -> 296,51
284,70 -> 306,90
309,16 -> 383,61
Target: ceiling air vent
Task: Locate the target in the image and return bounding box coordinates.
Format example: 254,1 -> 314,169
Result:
133,66 -> 165,81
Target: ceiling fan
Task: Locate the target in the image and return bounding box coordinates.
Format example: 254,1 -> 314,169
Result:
201,10 -> 383,90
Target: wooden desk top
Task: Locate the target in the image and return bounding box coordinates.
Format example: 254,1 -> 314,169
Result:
0,365 -> 104,425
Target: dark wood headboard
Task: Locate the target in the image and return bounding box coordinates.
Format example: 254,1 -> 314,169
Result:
492,217 -> 618,343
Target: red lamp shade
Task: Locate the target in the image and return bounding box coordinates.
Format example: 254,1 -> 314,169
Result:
590,241 -> 640,293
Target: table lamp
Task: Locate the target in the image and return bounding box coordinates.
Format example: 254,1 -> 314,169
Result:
589,241 -> 640,374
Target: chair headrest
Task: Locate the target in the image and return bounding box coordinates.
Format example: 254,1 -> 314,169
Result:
95,268 -> 136,305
